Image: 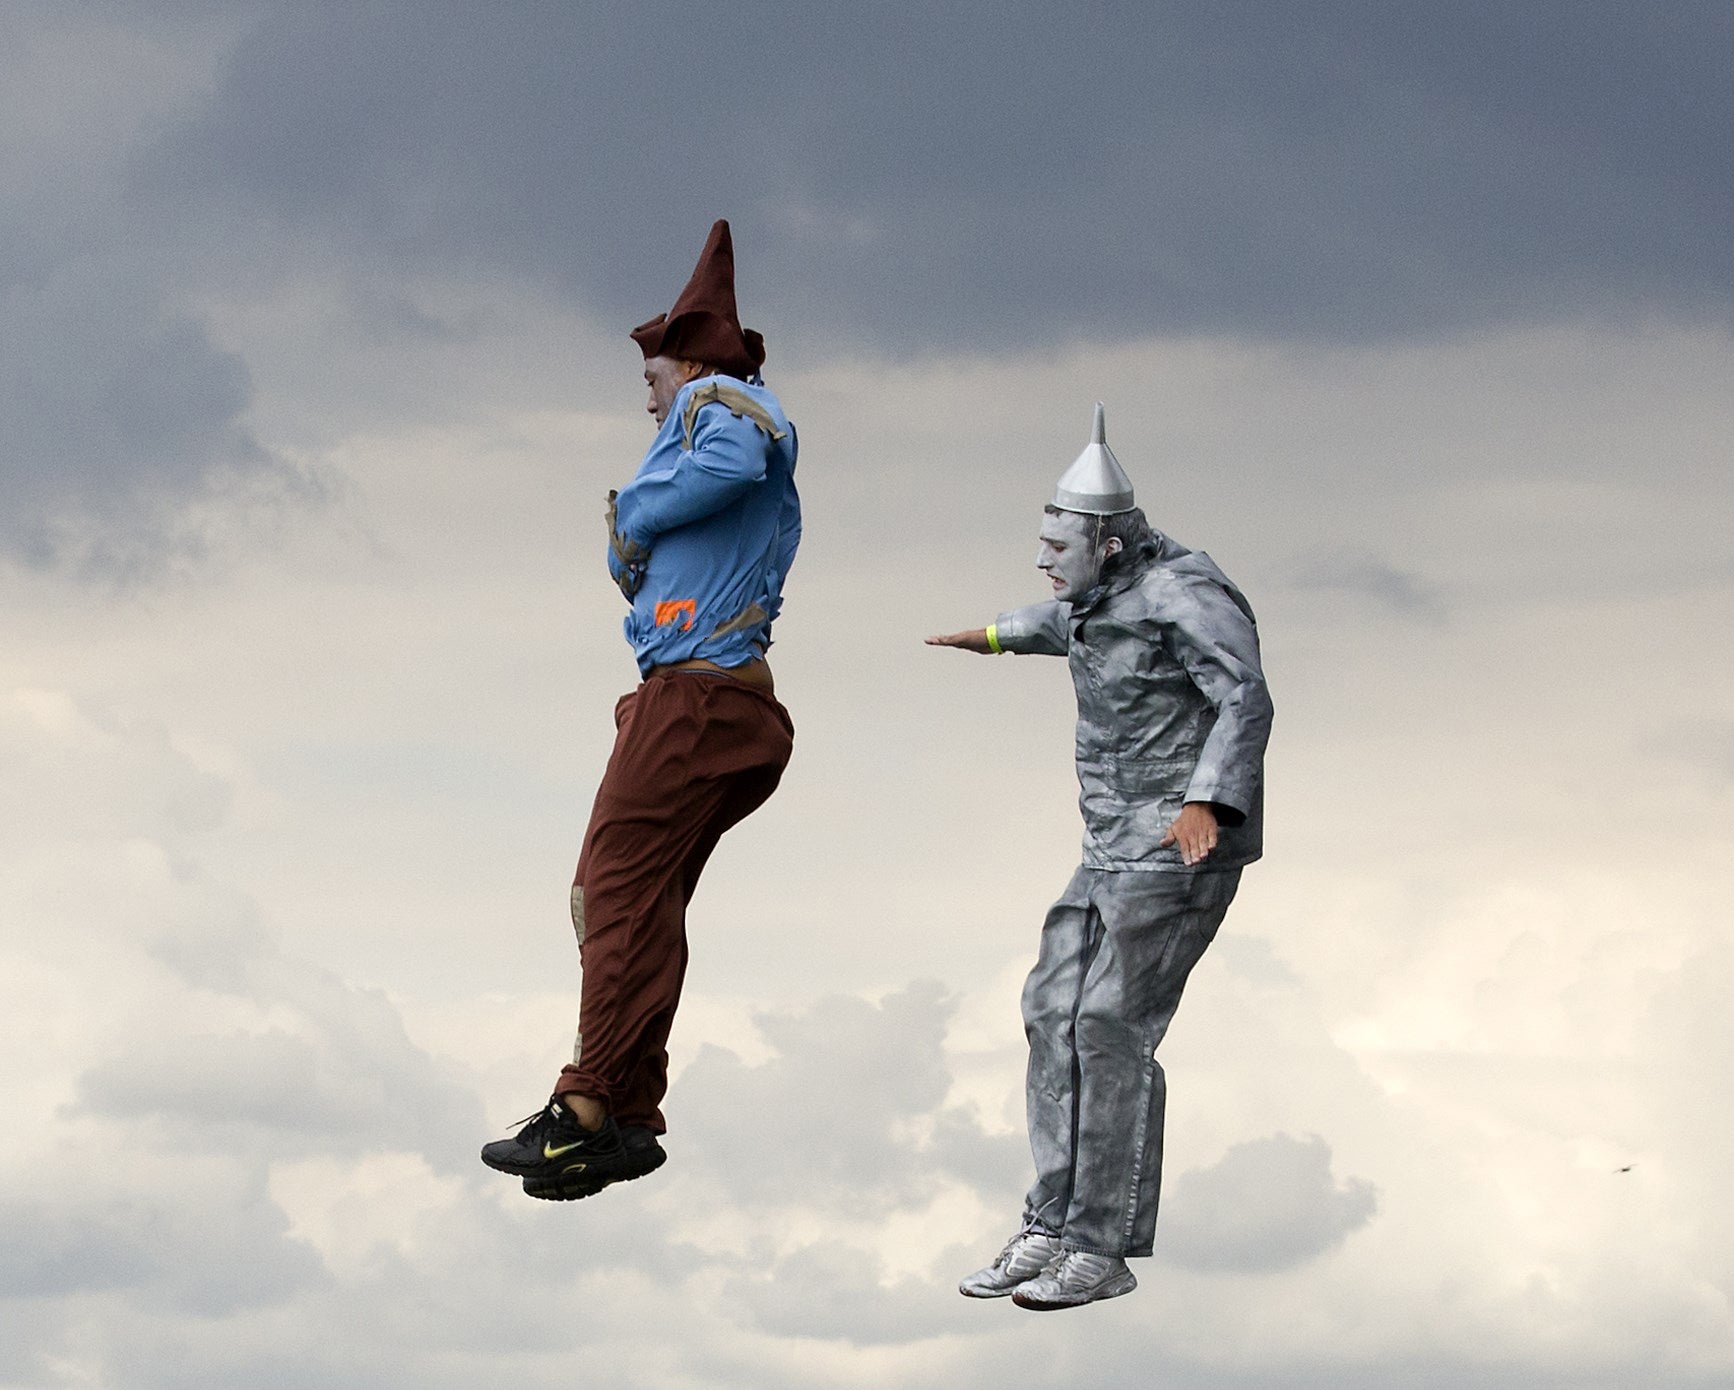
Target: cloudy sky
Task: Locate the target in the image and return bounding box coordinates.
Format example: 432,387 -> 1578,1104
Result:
4,2 -> 1732,1386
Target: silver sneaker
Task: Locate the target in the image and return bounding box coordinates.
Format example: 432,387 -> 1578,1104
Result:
1011,1250 -> 1137,1310
958,1224 -> 1064,1298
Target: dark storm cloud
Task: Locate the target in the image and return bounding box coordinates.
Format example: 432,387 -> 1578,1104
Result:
1635,717 -> 1734,784
76,894 -> 484,1164
8,2 -> 1728,570
672,981 -> 1025,1211
1,3 -> 301,576
0,1186 -> 327,1313
1289,548 -> 1449,621
1158,1132 -> 1377,1272
146,0 -> 1733,351
720,1241 -> 962,1346
0,236 -> 289,576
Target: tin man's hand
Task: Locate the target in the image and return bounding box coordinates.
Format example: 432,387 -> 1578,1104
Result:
1160,802 -> 1219,866
925,629 -> 994,653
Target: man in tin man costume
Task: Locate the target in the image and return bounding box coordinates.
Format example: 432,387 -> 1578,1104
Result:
481,220 -> 799,1200
928,405 -> 1272,1309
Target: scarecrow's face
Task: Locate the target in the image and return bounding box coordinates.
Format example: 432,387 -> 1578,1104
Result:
643,355 -> 705,425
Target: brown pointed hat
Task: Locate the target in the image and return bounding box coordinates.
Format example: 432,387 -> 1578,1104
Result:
630,219 -> 766,379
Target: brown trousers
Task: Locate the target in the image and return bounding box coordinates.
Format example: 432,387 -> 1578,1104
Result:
553,670 -> 793,1131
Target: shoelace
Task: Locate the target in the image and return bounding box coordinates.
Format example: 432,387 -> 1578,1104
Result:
1041,1251 -> 1111,1283
506,1104 -> 559,1137
997,1225 -> 1051,1267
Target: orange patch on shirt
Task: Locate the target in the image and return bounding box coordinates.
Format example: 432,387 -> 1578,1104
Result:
654,599 -> 697,631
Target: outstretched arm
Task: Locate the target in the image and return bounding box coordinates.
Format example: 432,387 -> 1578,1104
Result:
927,601 -> 1071,656
925,628 -> 995,653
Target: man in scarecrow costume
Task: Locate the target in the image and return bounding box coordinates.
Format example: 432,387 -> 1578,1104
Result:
929,405 -> 1272,1308
482,220 -> 800,1200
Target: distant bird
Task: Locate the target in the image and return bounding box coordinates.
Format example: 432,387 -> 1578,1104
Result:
1616,1165 -> 1634,1173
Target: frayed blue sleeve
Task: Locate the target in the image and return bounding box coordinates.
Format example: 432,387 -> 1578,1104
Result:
615,405 -> 768,546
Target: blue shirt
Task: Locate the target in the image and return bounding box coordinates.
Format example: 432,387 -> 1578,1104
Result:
607,375 -> 801,676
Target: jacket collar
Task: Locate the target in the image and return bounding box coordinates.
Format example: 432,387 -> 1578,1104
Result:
1069,534 -> 1179,614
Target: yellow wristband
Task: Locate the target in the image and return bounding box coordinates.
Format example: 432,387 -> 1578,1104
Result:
985,623 -> 1003,654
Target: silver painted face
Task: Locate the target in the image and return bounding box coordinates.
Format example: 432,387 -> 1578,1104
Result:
1037,510 -> 1120,601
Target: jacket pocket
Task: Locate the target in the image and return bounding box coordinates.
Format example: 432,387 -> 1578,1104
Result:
1078,757 -> 1193,861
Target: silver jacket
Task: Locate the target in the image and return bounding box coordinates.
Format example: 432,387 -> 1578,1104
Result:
994,532 -> 1272,871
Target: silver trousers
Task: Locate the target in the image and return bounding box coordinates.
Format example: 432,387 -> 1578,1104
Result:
1021,865 -> 1241,1257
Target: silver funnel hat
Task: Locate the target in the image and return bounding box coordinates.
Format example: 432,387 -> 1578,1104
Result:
1051,403 -> 1135,515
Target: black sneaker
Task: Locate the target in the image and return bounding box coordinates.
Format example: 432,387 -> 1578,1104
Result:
523,1124 -> 666,1202
480,1100 -> 633,1194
